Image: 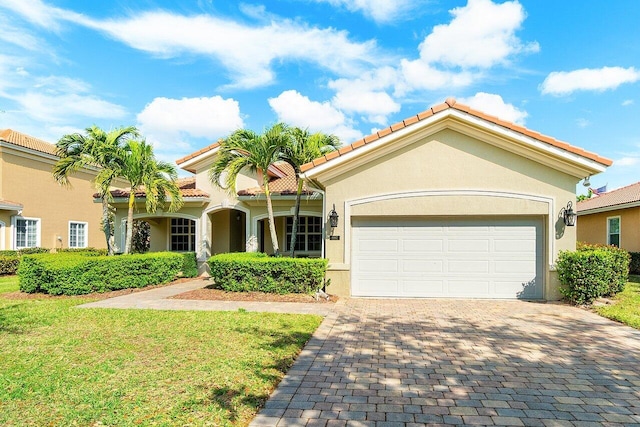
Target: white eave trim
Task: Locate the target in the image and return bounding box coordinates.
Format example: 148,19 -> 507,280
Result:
0,202 -> 22,211
577,200 -> 640,216
176,145 -> 221,172
301,109 -> 608,180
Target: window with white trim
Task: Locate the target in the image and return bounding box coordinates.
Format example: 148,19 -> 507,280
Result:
69,221 -> 88,248
286,216 -> 322,253
13,217 -> 40,249
170,218 -> 195,251
607,216 -> 620,247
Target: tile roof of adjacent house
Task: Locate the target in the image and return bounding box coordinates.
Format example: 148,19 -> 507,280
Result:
577,182 -> 640,213
0,198 -> 23,210
299,98 -> 613,173
0,128 -> 58,156
238,163 -> 314,196
105,177 -> 209,199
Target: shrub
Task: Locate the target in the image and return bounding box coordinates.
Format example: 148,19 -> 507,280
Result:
557,244 -> 630,304
0,254 -> 20,275
57,248 -> 108,256
629,252 -> 640,275
179,252 -> 198,278
208,252 -> 327,294
18,252 -> 184,295
18,247 -> 50,255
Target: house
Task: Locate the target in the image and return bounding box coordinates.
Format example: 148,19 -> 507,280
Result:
108,98 -> 611,300
577,182 -> 640,251
0,129 -> 122,250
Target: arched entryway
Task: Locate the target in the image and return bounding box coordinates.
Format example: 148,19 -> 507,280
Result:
208,208 -> 247,254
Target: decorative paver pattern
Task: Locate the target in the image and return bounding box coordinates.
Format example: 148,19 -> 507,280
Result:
251,299 -> 640,426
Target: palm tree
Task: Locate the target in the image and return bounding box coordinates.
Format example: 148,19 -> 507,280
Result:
121,140 -> 184,254
282,128 -> 340,257
210,123 -> 290,256
53,125 -> 139,255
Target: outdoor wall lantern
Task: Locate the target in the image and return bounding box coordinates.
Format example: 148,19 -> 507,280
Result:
561,201 -> 577,227
328,204 -> 339,228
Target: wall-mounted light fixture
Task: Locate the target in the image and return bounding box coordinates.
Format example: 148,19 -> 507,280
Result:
328,204 -> 339,228
561,201 -> 577,226
583,176 -> 591,187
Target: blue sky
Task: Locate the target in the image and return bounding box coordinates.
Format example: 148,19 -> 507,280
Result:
1,0 -> 639,193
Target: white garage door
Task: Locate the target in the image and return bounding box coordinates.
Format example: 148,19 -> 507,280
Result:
351,218 -> 543,299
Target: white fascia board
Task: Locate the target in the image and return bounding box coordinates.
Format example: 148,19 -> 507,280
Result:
301,109 -> 608,180
177,145 -> 220,172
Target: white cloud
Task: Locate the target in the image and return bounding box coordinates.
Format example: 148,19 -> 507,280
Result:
622,99 -> 634,106
0,0 -> 85,32
329,68 -> 400,125
136,96 -> 244,147
397,60 -> 476,94
12,92 -> 127,122
540,67 -> 640,96
457,92 -> 528,125
268,90 -> 362,142
310,0 -> 429,23
576,118 -> 590,128
418,0 -> 539,69
615,157 -> 639,167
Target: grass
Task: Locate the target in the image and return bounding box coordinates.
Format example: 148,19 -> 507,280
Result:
0,275 -> 19,294
0,275 -> 322,426
595,280 -> 640,330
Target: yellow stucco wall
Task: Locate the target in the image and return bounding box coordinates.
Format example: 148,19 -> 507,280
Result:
0,149 -> 108,250
319,128 -> 579,300
578,208 -> 640,251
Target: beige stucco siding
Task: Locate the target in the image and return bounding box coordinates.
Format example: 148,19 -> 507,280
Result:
320,128 -> 578,300
578,207 -> 640,251
1,150 -> 106,250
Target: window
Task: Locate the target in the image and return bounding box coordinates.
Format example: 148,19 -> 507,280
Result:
69,222 -> 88,248
13,217 -> 40,249
286,216 -> 322,253
171,218 -> 195,251
607,217 -> 620,247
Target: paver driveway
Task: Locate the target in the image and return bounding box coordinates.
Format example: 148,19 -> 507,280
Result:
251,299 -> 640,426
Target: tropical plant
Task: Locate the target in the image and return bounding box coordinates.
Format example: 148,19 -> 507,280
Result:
120,140 -> 183,254
53,126 -> 139,255
281,128 -> 340,257
210,123 -> 290,255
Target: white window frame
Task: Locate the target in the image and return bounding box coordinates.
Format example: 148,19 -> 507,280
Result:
68,221 -> 88,248
11,216 -> 41,249
170,218 -> 196,252
285,216 -> 323,255
607,216 -> 621,247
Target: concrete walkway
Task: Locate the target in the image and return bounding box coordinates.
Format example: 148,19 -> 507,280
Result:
251,298 -> 640,427
77,279 -> 336,315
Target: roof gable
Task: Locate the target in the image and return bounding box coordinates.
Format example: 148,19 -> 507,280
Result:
300,98 -> 611,179
577,182 -> 640,214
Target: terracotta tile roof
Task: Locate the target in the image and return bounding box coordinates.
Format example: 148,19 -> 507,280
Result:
238,163 -> 315,196
577,182 -> 640,213
0,128 -> 58,156
175,141 -> 221,165
105,177 -> 209,199
299,98 -> 613,173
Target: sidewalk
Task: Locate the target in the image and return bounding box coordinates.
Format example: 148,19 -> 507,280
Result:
77,279 -> 337,315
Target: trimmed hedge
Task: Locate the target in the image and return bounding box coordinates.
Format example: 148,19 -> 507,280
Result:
557,243 -> 630,305
629,252 -> 640,275
179,252 -> 198,278
0,248 -> 51,276
18,252 -> 184,295
208,252 -> 327,294
57,247 -> 108,256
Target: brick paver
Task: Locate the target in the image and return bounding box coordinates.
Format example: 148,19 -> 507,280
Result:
250,299 -> 640,426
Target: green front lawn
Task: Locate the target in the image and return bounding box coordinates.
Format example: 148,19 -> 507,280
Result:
0,276 -> 322,426
595,280 -> 640,330
0,275 -> 19,294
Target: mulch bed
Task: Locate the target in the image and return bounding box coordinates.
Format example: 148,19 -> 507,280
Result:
171,285 -> 337,304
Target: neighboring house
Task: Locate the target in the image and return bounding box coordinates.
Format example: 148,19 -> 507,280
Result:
0,129 -> 122,250
108,98 -> 611,300
577,182 -> 640,251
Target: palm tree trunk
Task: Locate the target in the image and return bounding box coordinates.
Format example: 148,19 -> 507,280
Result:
101,194 -> 113,256
264,171 -> 280,256
289,178 -> 304,257
125,192 -> 135,254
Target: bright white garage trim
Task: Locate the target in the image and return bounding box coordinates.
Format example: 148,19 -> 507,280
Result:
351,218 -> 543,299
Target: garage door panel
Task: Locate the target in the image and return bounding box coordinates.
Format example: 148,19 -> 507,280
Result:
352,218 -> 543,299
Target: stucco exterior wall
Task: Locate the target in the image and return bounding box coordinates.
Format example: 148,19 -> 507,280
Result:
0,149 -> 107,250
578,207 -> 640,251
319,128 -> 578,300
